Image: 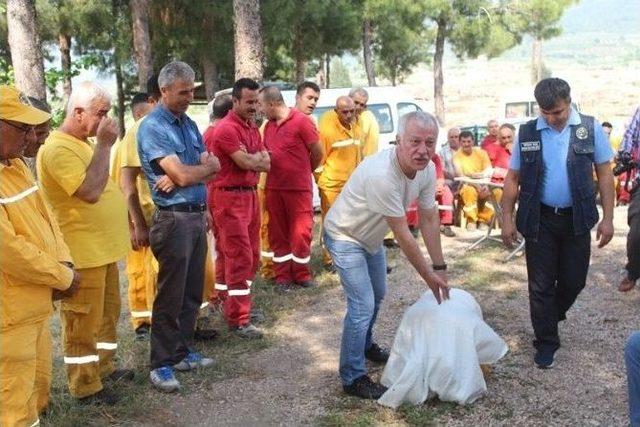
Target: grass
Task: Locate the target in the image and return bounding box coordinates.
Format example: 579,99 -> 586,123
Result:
41,220 -> 341,426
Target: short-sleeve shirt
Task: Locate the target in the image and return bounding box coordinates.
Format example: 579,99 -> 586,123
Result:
111,117 -> 155,225
453,147 -> 491,176
37,130 -> 130,269
207,110 -> 264,188
137,104 -> 206,207
263,108 -> 318,191
324,148 -> 437,254
483,143 -> 511,170
509,108 -> 613,207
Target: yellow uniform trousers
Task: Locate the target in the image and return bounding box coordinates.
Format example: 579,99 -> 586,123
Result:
0,320 -> 50,427
61,262 -> 120,398
201,238 -> 217,310
319,187 -> 342,265
126,246 -> 157,330
257,184 -> 275,280
459,184 -> 497,225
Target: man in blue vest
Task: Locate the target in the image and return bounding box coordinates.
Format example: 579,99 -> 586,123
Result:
501,78 -> 615,369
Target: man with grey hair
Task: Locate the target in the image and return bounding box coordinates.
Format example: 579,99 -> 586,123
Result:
37,81 -> 132,405
138,61 -> 220,392
323,111 -> 450,399
349,87 -> 379,156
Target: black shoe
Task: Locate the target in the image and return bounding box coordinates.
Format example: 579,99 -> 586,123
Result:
135,324 -> 150,341
534,348 -> 556,369
78,388 -> 120,406
343,375 -> 387,399
365,343 -> 390,363
383,238 -> 399,248
250,308 -> 266,324
386,266 -> 393,275
276,282 -> 296,294
194,328 -> 219,341
106,368 -> 135,383
297,280 -> 316,288
442,225 -> 456,237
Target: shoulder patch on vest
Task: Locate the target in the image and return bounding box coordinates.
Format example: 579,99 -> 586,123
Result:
575,126 -> 589,140
521,141 -> 541,152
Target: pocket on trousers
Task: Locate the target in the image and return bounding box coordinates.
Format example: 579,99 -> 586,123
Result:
60,302 -> 91,338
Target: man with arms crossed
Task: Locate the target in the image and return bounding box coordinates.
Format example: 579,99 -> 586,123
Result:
138,61 -> 220,392
324,111 -> 449,399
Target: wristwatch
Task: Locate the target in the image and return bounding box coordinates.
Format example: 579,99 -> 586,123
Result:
432,263 -> 447,271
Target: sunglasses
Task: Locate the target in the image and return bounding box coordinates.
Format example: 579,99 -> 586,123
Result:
1,119 -> 35,136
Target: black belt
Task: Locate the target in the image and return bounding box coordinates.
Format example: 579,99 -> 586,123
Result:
219,186 -> 257,192
157,203 -> 206,212
540,203 -> 572,216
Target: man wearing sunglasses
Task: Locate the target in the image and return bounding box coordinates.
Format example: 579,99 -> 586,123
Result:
0,85 -> 80,427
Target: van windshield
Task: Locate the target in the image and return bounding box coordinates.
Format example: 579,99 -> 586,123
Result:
312,104 -> 393,134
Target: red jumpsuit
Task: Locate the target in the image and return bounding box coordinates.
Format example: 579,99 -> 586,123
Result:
263,109 -> 318,287
207,111 -> 262,327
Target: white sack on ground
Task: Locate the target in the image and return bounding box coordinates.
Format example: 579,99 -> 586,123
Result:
378,288 -> 508,408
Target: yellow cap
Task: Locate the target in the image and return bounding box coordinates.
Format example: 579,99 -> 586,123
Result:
0,85 -> 51,125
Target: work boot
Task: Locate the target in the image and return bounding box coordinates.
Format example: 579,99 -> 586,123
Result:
150,366 -> 180,393
174,351 -> 215,371
534,348 -> 556,369
134,324 -> 150,341
232,323 -> 264,339
194,328 -> 218,341
78,388 -> 120,406
343,375 -> 387,400
105,368 -> 135,383
365,343 -> 390,364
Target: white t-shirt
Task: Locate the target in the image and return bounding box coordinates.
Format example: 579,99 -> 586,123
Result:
324,147 -> 437,253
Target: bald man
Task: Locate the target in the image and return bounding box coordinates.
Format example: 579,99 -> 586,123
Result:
317,96 -> 364,269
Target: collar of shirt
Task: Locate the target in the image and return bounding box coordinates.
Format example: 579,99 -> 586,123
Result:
228,110 -> 256,130
273,108 -> 296,128
157,103 -> 185,125
536,107 -> 581,132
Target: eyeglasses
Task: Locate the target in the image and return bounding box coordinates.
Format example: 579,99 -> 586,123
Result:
1,119 -> 35,137
338,109 -> 355,114
353,101 -> 367,108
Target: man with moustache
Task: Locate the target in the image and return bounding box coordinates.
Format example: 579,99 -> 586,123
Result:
323,111 -> 449,399
208,78 -> 270,339
138,61 -> 220,392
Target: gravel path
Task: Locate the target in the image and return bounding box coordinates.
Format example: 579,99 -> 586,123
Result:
161,206 -> 634,426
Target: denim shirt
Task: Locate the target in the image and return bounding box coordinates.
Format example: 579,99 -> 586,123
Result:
137,104 -> 206,207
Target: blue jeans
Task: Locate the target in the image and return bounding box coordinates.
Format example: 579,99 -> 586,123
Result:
324,231 -> 386,386
626,332 -> 640,427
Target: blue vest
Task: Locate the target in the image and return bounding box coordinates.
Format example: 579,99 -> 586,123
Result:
515,114 -> 599,240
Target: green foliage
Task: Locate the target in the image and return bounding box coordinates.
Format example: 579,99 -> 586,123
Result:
0,56 -> 14,85
330,57 -> 352,88
503,0 -> 578,41
366,0 -> 432,85
263,0 -> 361,82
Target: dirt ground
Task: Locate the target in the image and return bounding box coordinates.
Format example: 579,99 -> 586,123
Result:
131,205 -> 634,426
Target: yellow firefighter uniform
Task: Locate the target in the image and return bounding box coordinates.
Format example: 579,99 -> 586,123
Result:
111,119 -> 158,330
317,110 -> 364,264
256,121 -> 275,279
37,130 -> 130,398
1,158 -> 74,427
453,147 -> 495,225
358,110 -> 380,157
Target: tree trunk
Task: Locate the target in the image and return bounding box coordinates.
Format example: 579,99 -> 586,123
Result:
315,56 -> 326,89
131,0 -> 153,91
433,18 -> 446,126
233,0 -> 263,81
531,37 -> 542,85
294,58 -> 306,84
325,54 -> 331,89
59,33 -> 72,104
114,58 -> 126,138
6,0 -> 46,101
362,19 -> 376,87
202,57 -> 219,101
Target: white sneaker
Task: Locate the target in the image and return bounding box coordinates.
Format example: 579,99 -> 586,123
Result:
173,352 -> 215,371
150,367 -> 180,392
